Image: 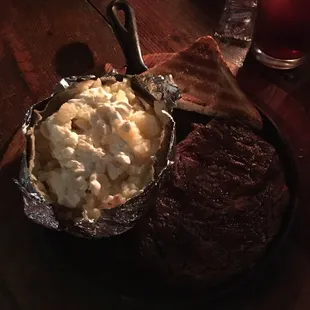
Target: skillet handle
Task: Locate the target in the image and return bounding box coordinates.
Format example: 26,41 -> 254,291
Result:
107,0 -> 148,75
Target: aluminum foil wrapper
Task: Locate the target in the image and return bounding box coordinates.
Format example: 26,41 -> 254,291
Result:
15,74 -> 179,239
214,0 -> 258,43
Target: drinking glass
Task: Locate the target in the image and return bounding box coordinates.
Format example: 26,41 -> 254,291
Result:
215,0 -> 258,43
252,0 -> 310,70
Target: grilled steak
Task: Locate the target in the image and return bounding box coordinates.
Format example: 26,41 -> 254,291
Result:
147,36 -> 263,130
129,119 -> 289,290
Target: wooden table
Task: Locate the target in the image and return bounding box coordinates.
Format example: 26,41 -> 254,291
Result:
1,0 -> 310,309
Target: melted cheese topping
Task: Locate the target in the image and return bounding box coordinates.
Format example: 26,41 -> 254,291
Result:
32,79 -> 164,221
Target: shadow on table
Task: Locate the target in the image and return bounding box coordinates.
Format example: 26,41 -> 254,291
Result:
54,42 -> 95,77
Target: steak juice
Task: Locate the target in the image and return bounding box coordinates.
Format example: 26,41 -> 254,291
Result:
252,0 -> 310,69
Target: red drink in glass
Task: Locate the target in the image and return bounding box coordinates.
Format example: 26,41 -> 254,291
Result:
252,0 -> 310,69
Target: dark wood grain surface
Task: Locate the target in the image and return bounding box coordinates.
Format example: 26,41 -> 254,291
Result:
1,0 -> 310,309
90,0 -> 224,53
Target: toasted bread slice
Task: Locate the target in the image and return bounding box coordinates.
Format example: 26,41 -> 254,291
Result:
146,36 -> 262,130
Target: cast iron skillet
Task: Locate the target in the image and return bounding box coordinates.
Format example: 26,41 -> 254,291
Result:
104,0 -> 299,307
15,1 -> 298,309
107,0 -> 148,74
